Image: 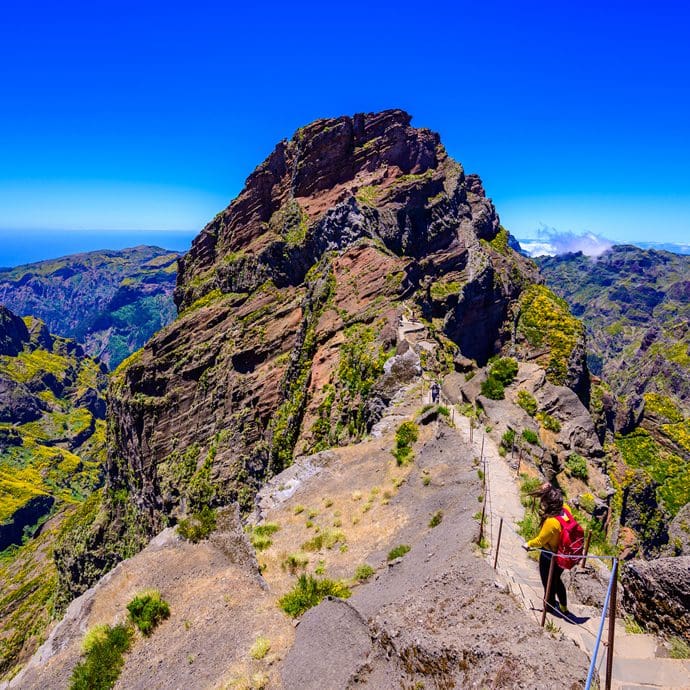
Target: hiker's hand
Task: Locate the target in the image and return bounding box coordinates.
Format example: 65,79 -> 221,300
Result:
521,543 -> 530,551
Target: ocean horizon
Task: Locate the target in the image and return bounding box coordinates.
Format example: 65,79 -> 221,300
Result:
0,229 -> 197,268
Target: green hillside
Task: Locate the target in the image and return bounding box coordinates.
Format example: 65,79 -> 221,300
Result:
0,246 -> 179,369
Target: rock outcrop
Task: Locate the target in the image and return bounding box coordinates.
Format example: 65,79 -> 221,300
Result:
622,556 -> 690,642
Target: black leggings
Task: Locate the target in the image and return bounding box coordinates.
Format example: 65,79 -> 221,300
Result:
539,551 -> 567,609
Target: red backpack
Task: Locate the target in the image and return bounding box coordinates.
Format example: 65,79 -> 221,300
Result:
555,507 -> 585,569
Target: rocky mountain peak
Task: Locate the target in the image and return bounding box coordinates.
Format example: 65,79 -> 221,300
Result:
175,109 -> 499,309
56,110 -> 584,611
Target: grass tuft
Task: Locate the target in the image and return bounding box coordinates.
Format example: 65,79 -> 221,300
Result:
354,564 -> 375,581
428,510 -> 443,528
278,574 -> 351,617
249,636 -> 271,660
70,624 -> 133,690
387,544 -> 411,561
126,590 -> 170,636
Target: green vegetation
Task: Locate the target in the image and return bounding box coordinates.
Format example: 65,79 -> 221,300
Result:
280,552 -> 309,574
430,279 -> 462,301
481,357 -> 519,400
69,623 -> 133,690
249,636 -> 271,660
643,393 -> 683,424
668,636 -> 690,659
177,505 -> 217,543
270,260 -> 334,470
355,185 -> 379,206
301,529 -> 346,552
387,544 -> 411,561
521,429 -> 539,445
429,510 -> 443,528
578,492 -> 596,514
489,357 -> 518,385
661,420 -> 690,454
517,284 -> 584,385
269,199 -> 310,245
392,421 -> 419,465
616,429 -> 689,516
480,376 -> 505,400
126,590 -> 170,636
536,412 -> 561,433
354,563 -> 375,581
624,615 -> 645,634
517,390 -> 538,416
500,428 -> 516,452
278,574 -> 351,617
248,523 -> 280,551
179,288 -> 223,316
565,453 -> 589,481
489,226 -> 510,255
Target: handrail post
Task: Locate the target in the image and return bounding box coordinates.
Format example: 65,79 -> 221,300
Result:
540,554 -> 556,627
477,501 -> 486,546
585,558 -> 618,690
493,517 -> 504,569
605,560 -> 619,690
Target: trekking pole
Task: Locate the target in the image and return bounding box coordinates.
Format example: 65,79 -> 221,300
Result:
605,559 -> 619,690
540,555 -> 556,627
493,517 -> 504,569
581,530 -> 592,569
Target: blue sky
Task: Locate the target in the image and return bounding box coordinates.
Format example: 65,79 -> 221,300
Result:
1,0 -> 689,257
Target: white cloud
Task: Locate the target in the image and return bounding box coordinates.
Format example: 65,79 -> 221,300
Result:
518,225 -> 613,258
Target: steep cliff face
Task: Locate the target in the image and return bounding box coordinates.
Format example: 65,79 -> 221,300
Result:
59,110 -> 585,597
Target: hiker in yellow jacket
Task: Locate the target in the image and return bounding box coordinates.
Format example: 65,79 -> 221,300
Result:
521,483 -> 571,616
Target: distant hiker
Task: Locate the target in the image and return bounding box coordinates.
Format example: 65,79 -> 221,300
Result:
521,483 -> 574,617
431,382 -> 440,403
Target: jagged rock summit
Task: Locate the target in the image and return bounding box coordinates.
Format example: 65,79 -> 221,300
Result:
58,109 -> 580,604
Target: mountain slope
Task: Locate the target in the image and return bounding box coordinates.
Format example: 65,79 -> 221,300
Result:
0,305 -> 107,678
52,109 -> 595,601
0,246 -> 179,369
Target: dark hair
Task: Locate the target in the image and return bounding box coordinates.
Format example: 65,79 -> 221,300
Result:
528,482 -> 564,525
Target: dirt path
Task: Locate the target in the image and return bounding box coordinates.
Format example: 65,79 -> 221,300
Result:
447,400 -> 690,690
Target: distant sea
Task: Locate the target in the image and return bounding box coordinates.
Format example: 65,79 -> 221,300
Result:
0,230 -> 197,269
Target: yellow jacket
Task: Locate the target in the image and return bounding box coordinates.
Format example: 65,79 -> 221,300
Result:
527,505 -> 573,552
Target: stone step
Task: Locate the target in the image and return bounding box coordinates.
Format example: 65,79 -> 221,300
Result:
609,655 -> 690,688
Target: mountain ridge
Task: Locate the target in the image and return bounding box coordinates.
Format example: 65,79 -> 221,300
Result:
0,246 -> 180,369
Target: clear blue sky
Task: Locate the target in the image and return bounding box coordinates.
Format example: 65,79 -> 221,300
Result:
1,0 -> 689,255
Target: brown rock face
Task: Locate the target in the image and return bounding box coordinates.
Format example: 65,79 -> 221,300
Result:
59,110 -> 563,595
621,556 -> 690,642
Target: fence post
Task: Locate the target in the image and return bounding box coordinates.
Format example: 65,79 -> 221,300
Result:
540,555 -> 556,627
493,517 -> 504,569
605,560 -> 619,690
477,501 -> 486,546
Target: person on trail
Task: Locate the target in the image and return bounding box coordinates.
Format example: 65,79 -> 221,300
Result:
521,483 -> 571,617
431,382 -> 440,403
